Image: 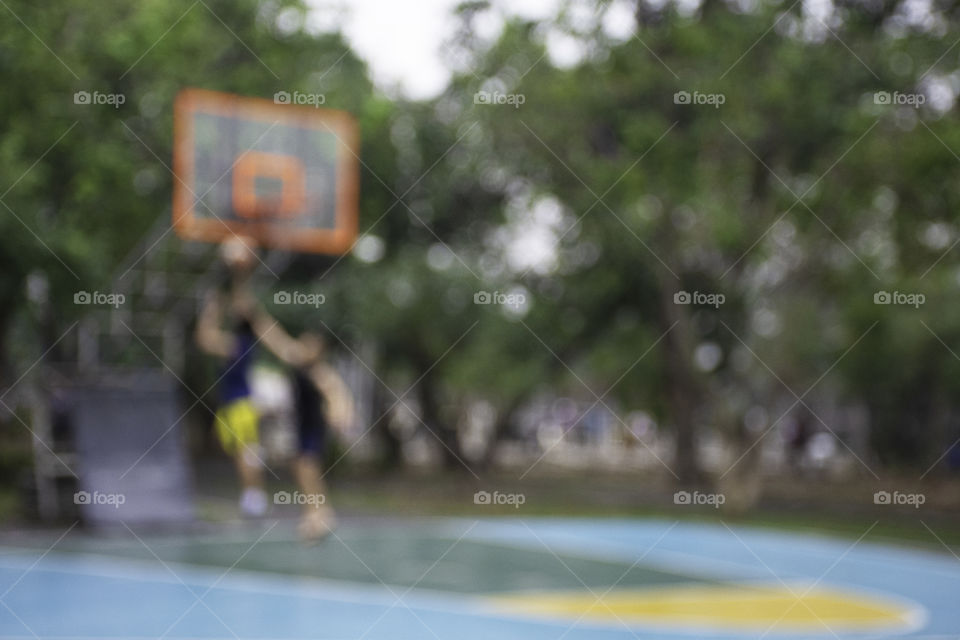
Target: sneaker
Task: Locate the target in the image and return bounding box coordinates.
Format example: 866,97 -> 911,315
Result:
239,487 -> 268,518
298,507 -> 338,542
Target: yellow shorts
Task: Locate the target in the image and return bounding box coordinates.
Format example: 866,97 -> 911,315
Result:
214,398 -> 259,455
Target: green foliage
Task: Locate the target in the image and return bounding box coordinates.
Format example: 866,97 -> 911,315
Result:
4,0 -> 960,473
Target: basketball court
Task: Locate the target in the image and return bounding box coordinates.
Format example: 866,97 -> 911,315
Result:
1,517 -> 956,639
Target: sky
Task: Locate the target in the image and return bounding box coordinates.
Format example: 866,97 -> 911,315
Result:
302,0 -> 622,99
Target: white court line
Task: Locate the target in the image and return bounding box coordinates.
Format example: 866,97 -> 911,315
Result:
0,545 -> 928,638
449,518 -> 960,582
0,545 -> 485,614
0,518 -> 951,638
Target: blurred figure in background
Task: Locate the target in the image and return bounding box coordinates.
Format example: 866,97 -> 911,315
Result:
195,236 -> 267,517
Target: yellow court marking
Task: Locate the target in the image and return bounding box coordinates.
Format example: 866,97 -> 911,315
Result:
487,584 -> 919,633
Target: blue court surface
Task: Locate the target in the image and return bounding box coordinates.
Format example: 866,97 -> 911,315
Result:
0,517 -> 957,639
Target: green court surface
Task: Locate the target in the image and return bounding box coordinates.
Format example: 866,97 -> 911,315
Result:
17,519 -> 703,594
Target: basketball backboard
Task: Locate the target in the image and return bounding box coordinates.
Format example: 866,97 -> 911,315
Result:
172,88 -> 359,254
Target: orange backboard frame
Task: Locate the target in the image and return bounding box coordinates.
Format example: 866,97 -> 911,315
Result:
172,88 -> 359,254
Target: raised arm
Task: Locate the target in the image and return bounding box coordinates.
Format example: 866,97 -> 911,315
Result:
195,292 -> 234,358
248,304 -> 316,368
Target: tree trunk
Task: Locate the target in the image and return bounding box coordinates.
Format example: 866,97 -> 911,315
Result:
656,267 -> 702,485
371,381 -> 403,471
416,365 -> 467,472
479,396 -> 526,471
